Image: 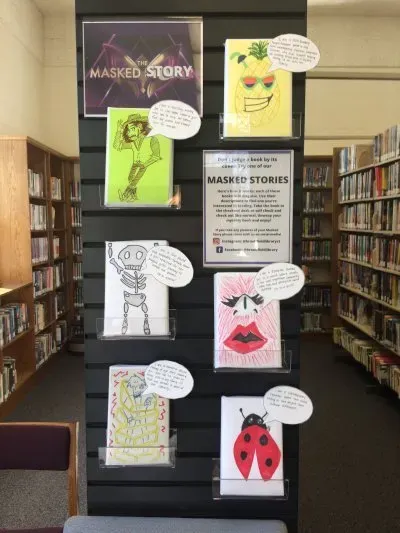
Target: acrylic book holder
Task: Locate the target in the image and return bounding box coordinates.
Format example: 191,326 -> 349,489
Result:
214,341 -> 292,373
99,430 -> 177,468
219,112 -> 303,141
99,184 -> 181,209
96,310 -> 177,340
212,459 -> 289,500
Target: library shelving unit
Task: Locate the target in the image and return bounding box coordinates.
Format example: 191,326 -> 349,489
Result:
301,156 -> 333,335
0,136 -> 74,417
68,159 -> 84,354
332,126 -> 400,397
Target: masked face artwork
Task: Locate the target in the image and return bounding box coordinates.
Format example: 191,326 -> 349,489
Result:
214,273 -> 282,369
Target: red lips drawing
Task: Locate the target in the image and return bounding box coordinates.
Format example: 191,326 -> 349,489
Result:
223,321 -> 267,354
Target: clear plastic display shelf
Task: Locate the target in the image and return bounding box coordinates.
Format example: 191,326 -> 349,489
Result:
99,430 -> 177,468
96,310 -> 177,340
98,184 -> 181,209
212,459 -> 289,501
214,341 -> 292,373
219,112 -> 303,141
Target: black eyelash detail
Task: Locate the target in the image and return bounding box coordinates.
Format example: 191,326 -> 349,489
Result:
221,293 -> 264,307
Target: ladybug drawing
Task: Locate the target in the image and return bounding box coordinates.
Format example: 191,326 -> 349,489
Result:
233,408 -> 281,480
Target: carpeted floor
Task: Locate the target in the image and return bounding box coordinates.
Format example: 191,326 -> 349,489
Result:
0,341 -> 400,532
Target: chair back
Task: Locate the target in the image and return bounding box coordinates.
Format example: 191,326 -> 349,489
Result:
0,422 -> 79,516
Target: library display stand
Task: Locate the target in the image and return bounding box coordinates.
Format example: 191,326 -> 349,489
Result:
76,1 -> 306,531
0,136 -> 77,417
301,156 -> 333,334
332,124 -> 400,398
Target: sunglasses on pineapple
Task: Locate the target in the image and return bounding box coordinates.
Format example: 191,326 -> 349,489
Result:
241,75 -> 275,90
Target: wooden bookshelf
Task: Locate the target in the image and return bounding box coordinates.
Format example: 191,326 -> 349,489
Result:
332,130 -> 400,395
301,156 -> 333,335
0,136 -> 75,416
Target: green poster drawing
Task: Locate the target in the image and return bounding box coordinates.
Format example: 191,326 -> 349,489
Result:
105,107 -> 174,207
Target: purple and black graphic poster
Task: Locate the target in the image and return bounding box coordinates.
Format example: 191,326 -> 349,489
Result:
83,19 -> 203,117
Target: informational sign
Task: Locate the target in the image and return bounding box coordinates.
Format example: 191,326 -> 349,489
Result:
203,150 -> 293,267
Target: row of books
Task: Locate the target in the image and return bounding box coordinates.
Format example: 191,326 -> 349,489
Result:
339,203 -> 373,230
339,234 -> 400,270
73,234 -> 82,255
303,166 -> 330,188
302,287 -> 331,308
373,200 -> 400,232
302,216 -> 322,237
56,320 -> 68,348
340,263 -> 400,309
28,169 -> 45,198
301,312 -> 324,333
73,262 -> 83,280
303,191 -> 326,213
339,200 -> 400,232
374,124 -> 400,163
338,144 -> 373,175
54,262 -> 65,288
51,177 -> 63,200
71,206 -> 82,227
30,204 -> 47,230
53,237 -> 61,259
34,302 -> 48,332
74,286 -> 84,308
0,358 -> 17,404
33,267 -> 53,297
333,327 -> 400,395
339,163 -> 400,201
302,240 -> 331,261
0,303 -> 29,347
70,181 -> 81,201
54,291 -> 67,318
35,333 -> 54,368
32,237 -> 48,264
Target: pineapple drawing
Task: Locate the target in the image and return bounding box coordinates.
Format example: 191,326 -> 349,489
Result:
231,40 -> 280,130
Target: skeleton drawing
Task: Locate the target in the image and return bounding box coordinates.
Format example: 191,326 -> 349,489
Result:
107,242 -> 156,335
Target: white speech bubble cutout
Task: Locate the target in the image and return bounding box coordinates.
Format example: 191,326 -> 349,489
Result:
268,33 -> 320,73
254,263 -> 305,305
148,100 -> 201,140
146,246 -> 194,288
264,386 -> 313,425
143,360 -> 194,400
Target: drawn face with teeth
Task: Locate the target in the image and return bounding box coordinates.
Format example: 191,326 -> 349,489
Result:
118,245 -> 147,270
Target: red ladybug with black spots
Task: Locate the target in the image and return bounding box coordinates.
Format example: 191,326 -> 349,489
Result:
233,408 -> 281,480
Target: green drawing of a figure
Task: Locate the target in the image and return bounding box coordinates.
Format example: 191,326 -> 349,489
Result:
113,113 -> 161,202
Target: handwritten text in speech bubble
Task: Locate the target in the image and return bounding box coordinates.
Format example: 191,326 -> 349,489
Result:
144,360 -> 194,400
148,100 -> 201,140
268,33 -> 320,73
254,263 -> 305,304
146,246 -> 194,288
264,386 -> 313,425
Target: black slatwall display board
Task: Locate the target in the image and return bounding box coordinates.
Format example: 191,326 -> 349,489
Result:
76,1 -> 306,531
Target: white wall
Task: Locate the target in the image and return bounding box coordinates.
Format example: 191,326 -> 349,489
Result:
0,0 -> 44,142
43,14 -> 78,156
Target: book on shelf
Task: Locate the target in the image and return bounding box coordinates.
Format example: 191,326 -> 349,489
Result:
53,237 -> 60,259
223,39 -> 292,139
31,237 -> 49,264
303,191 -> 325,213
71,206 -> 82,227
34,302 -> 48,332
374,124 -> 400,163
338,144 -> 374,174
55,320 -> 68,347
33,266 -> 53,297
303,166 -> 330,188
28,169 -> 45,198
0,357 -> 17,403
54,262 -> 65,288
339,169 -> 373,201
72,234 -> 82,255
301,286 -> 331,308
302,216 -> 321,237
51,177 -> 63,200
30,204 -> 47,230
74,286 -> 83,308
301,312 -> 324,333
70,181 -> 81,201
35,333 -> 54,368
105,107 -> 174,207
301,240 -> 331,261
374,162 -> 400,197
54,291 -> 66,318
73,262 -> 82,280
0,303 -> 29,347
